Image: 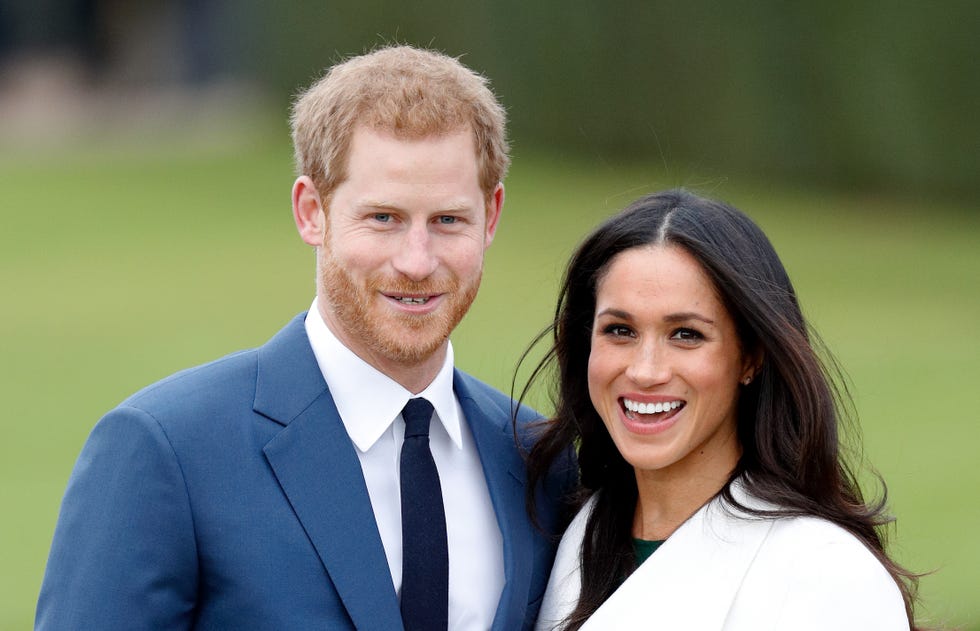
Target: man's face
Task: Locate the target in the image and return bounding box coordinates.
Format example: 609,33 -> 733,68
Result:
315,125 -> 502,376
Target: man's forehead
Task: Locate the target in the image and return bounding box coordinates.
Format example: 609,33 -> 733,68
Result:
351,123 -> 474,145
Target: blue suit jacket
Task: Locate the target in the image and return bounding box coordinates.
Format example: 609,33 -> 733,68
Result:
37,314 -> 572,630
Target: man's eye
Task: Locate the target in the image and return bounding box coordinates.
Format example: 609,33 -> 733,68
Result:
373,213 -> 392,223
437,215 -> 458,225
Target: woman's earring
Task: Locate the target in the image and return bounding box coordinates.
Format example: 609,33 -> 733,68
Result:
742,375 -> 753,385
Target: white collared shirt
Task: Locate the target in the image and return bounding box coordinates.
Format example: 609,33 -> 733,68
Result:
304,299 -> 504,630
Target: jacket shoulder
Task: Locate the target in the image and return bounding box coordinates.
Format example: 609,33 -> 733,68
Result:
734,515 -> 909,629
119,348 -> 259,418
118,312 -> 310,422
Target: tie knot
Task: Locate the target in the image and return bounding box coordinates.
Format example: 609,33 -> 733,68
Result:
402,398 -> 434,438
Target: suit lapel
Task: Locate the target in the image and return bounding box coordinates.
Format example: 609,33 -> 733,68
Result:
256,315 -> 403,631
455,371 -> 532,631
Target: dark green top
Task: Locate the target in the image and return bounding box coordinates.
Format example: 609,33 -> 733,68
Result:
633,538 -> 665,565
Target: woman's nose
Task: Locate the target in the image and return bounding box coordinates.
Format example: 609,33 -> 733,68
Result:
624,343 -> 671,387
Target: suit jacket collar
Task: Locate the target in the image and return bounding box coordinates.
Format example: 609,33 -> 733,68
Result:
257,313 -> 404,631
304,305 -> 465,451
454,370 -> 533,631
252,313 -> 326,426
254,314 -> 531,631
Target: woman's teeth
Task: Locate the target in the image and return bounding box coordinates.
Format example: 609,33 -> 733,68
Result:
623,399 -> 683,415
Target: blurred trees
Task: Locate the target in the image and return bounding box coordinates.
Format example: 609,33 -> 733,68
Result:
2,0 -> 976,199
250,0 -> 977,200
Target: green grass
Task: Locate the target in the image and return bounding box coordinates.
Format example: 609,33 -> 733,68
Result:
3,134 -> 977,630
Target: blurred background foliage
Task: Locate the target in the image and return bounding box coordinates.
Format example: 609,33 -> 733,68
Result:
261,0 -> 980,200
1,1 -> 978,629
1,0 -> 977,200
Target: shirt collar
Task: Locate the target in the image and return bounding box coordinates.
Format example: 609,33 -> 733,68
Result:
304,299 -> 463,452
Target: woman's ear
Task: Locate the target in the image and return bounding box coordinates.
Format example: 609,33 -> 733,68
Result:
741,349 -> 764,385
292,176 -> 326,246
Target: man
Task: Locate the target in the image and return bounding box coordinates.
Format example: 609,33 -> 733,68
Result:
36,45 -> 571,630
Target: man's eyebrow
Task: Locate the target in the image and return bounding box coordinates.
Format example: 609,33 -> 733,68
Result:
355,199 -> 401,212
355,200 -> 475,213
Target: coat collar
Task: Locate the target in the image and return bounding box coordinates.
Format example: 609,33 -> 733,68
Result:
541,481 -> 776,631
583,484 -> 775,629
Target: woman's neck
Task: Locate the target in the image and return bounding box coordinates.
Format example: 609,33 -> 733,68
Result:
632,443 -> 740,541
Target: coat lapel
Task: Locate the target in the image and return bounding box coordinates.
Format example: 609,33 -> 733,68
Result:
583,490 -> 775,629
255,314 -> 403,631
455,371 -> 533,631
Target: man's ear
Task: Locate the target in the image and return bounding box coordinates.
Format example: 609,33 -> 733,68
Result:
483,182 -> 504,248
292,176 -> 326,246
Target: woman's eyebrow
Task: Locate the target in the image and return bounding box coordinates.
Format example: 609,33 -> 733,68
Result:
595,309 -> 716,326
663,312 -> 715,325
595,308 -> 633,321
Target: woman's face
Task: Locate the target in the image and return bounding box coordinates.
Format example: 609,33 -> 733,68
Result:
587,245 -> 753,480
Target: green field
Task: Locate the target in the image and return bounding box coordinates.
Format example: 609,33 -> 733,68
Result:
2,131 -> 977,629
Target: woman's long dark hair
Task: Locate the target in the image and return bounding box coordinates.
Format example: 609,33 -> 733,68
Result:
521,189 -> 919,630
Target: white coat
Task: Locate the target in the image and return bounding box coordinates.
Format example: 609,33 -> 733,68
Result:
536,483 -> 909,630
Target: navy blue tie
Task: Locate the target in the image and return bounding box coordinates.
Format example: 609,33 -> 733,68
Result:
399,398 -> 449,631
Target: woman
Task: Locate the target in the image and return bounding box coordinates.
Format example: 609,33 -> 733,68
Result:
523,190 -> 918,630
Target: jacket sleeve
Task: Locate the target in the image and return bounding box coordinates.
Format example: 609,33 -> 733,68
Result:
36,406 -> 198,630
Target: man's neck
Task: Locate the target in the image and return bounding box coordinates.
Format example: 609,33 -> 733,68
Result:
317,309 -> 447,394
371,349 -> 447,394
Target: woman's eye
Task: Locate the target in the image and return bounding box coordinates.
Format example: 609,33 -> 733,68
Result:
603,324 -> 634,338
671,328 -> 703,342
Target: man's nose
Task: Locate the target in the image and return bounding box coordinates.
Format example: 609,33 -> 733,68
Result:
391,223 -> 439,281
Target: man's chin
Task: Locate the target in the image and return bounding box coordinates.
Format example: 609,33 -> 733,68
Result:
374,337 -> 447,366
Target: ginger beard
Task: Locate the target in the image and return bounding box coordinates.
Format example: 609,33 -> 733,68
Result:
316,243 -> 482,366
